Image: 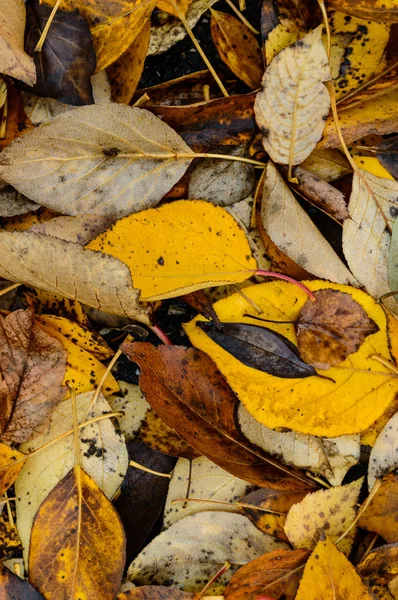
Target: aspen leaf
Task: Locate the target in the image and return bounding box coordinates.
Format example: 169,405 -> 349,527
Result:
88,200 -> 257,300
0,443 -> 25,496
29,466 -> 126,600
284,479 -> 363,554
185,281 -> 398,437
368,411 -> 398,490
327,0 -> 398,23
0,0 -> 36,86
254,25 -> 331,168
295,537 -> 373,600
127,511 -> 287,593
0,104 -> 193,218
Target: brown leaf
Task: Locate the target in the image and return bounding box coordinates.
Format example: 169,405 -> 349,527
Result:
327,0 -> 398,23
118,586 -> 194,599
0,0 -> 36,86
0,442 -> 25,495
181,289 -> 221,327
357,543 -> 398,600
0,82 -> 34,151
139,408 -> 199,459
359,473 -> 398,542
0,308 -> 67,443
296,289 -> 379,369
122,342 -> 314,488
132,70 -> 219,107
224,548 -> 310,600
29,466 -> 126,600
0,562 -> 43,599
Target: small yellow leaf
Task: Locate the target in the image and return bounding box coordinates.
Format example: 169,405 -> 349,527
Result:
185,281 -> 398,437
156,0 -> 193,17
295,537 -> 373,600
353,156 -> 395,180
88,200 -> 257,300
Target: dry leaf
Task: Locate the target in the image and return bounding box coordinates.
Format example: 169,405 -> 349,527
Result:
261,161 -> 357,284
368,411 -> 398,490
139,408 -> 197,459
127,511 -> 287,593
29,466 -> 126,599
378,135 -> 398,181
156,0 -> 193,17
328,0 -> 398,22
0,179 -> 38,217
359,472 -> 398,542
185,281 -> 398,437
0,562 -> 42,599
0,0 -> 36,86
109,382 -> 150,442
0,104 -> 193,218
0,443 -> 25,496
300,148 -> 351,182
88,200 -> 257,300
254,25 -> 330,168
29,214 -> 114,246
357,543 -> 398,600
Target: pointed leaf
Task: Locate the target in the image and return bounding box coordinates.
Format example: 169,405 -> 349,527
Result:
0,0 -> 36,85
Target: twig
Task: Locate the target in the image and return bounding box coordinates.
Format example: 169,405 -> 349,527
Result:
129,460 -> 172,478
35,0 -> 61,52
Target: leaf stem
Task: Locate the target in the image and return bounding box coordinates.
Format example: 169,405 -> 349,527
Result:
171,496 -> 286,515
83,346 -> 124,420
150,324 -> 172,345
254,270 -> 316,301
222,0 -> 260,35
0,283 -> 21,298
317,1 -> 331,59
199,562 -> 231,598
35,0 -> 61,52
129,460 -> 172,478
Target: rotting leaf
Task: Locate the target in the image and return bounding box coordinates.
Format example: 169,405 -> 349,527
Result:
0,0 -> 36,86
24,0 -> 96,105
296,289 -> 379,369
357,543 -> 398,600
0,562 -> 43,599
377,135 -> 398,181
197,321 -> 319,379
359,472 -> 398,543
327,0 -> 398,23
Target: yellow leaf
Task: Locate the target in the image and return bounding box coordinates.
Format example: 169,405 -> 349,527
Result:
36,322 -> 119,396
328,0 -> 398,23
87,200 -> 257,301
353,156 -> 395,181
265,24 -> 301,64
0,443 -> 25,496
156,0 -> 193,17
23,289 -> 89,325
185,281 -> 398,437
295,537 -> 373,600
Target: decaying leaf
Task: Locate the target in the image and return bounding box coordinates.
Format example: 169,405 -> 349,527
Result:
377,135 -> 398,181
0,0 -> 36,86
185,281 -> 398,437
88,200 -> 257,300
300,148 -> 351,182
0,562 -> 43,599
368,411 -> 398,490
0,443 -> 25,496
357,543 -> 398,600
0,104 -> 193,218
224,548 -> 310,600
261,162 -> 356,284
29,466 -> 126,600
359,472 -> 398,542
127,511 -> 287,593
0,179 -> 38,217
139,408 -> 197,459
163,456 -> 251,528
296,289 -> 379,369
254,26 -> 330,168
328,0 -> 398,22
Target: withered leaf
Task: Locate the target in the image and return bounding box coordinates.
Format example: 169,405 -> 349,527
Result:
122,342 -> 313,487
118,588 -> 194,600
296,289 -> 379,369
357,543 -> 398,600
197,321 -> 318,378
0,0 -> 36,86
0,562 -> 43,599
0,307 -> 67,443
359,472 -> 398,543
24,0 -> 96,105
377,135 -> 398,180
0,442 -> 25,496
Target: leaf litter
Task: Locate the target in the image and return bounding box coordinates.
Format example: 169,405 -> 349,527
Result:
0,0 -> 397,598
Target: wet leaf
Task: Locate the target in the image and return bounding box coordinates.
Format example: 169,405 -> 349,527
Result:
0,104 -> 193,218
389,217 -> 398,293
0,0 -> 36,85
359,472 -> 398,542
328,0 -> 398,23
210,11 -> 263,89
368,411 -> 398,490
296,289 -> 379,369
254,26 -> 330,168
127,511 -> 287,593
88,200 -> 257,300
357,543 -> 398,600
377,135 -> 398,181
224,547 -> 310,600
197,321 -> 318,378
24,0 -> 96,105
0,562 -> 43,599
29,466 -> 126,600
0,443 -> 25,496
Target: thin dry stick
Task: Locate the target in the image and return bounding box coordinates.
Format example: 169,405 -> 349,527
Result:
171,496 -> 287,515
0,283 -> 21,298
232,285 -> 263,314
199,562 -> 231,598
305,472 -> 331,488
362,533 -> 379,560
370,354 -> 398,375
316,1 -> 331,58
220,0 -> 260,35
129,460 -> 172,478
335,479 -> 382,546
35,0 -> 61,52
133,93 -> 150,107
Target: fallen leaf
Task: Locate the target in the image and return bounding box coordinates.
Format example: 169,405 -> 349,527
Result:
163,456 -> 251,528
107,20 -> 151,104
15,391 -> 129,562
296,289 -> 379,368
197,321 -> 318,378
210,11 -> 263,89
0,179 -> 38,217
22,288 -> 89,325
88,200 -> 257,300
132,69 -> 216,106
284,479 -> 363,554
0,506 -> 22,559
0,443 -> 25,496
357,543 -> 398,600
377,135 -> 398,181
328,0 -> 398,22
353,156 -> 395,180
0,0 -> 36,85
118,586 -> 194,599
368,411 -> 398,490
224,548 -> 310,600
0,308 -> 67,443
254,26 -> 330,168
156,0 -> 193,17
139,408 -> 198,459
300,148 -> 351,182
359,472 -> 398,542
0,104 -> 193,218
337,66 -> 398,112
261,161 -> 357,284
24,0 -> 96,105
29,466 -> 126,599
185,281 -> 398,437
109,382 -> 151,442
295,537 -> 372,600
0,230 -> 149,323
238,403 -> 360,486
29,214 -> 114,245
389,217 -> 398,293
127,511 -> 287,593
0,562 -> 43,599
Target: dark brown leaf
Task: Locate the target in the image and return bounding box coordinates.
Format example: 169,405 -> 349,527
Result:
357,543 -> 398,600
0,562 -> 43,599
377,135 -> 398,181
296,289 -> 379,369
181,289 -> 221,327
118,587 -> 194,600
24,0 -> 96,105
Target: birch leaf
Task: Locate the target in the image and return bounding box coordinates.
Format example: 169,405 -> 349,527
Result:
368,412 -> 398,490
254,25 -> 331,168
0,0 -> 36,85
0,104 -> 194,219
261,161 -> 357,284
343,170 -> 398,303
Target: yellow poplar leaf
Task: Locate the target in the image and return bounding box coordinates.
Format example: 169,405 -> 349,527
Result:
156,0 -> 193,17
36,322 -> 119,397
87,200 -> 257,301
353,156 -> 395,181
185,281 -> 398,437
284,479 -> 363,555
254,25 -> 331,168
328,0 -> 398,23
0,0 -> 36,85
45,0 -> 156,71
210,11 -> 263,89
295,537 -> 373,600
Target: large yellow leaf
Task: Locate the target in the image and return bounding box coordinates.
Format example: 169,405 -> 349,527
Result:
295,537 -> 373,600
87,200 -> 257,300
254,25 -> 331,168
0,0 -> 36,85
185,281 -> 398,437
